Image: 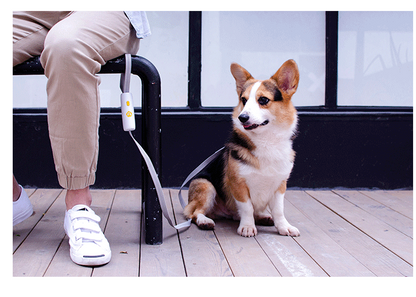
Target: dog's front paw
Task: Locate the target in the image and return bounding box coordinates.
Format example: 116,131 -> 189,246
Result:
196,214 -> 215,230
237,225 -> 257,237
277,224 -> 300,237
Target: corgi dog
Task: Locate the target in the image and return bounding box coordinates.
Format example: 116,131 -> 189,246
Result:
184,60 -> 300,237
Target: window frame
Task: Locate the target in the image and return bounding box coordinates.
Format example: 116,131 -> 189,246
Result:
184,11 -> 412,114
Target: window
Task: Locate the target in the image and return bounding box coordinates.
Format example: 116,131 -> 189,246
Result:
13,11 -> 413,109
201,11 -> 326,107
338,11 -> 413,107
139,11 -> 189,107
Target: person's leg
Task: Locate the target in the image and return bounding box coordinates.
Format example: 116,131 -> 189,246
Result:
13,12 -> 69,225
39,11 -> 140,265
13,11 -> 70,66
65,187 -> 92,210
12,175 -> 21,202
40,11 -> 140,211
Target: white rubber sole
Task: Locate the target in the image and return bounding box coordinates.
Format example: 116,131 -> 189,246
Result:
13,186 -> 33,226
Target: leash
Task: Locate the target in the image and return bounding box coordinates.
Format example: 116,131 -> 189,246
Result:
177,146 -> 225,212
128,130 -> 192,230
120,54 -> 224,231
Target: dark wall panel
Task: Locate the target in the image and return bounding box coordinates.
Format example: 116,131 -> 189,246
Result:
13,111 -> 412,190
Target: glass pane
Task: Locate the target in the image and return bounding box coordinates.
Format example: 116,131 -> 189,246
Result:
13,75 -> 48,108
139,11 -> 189,107
201,11 -> 326,107
338,11 -> 413,106
13,73 -> 143,108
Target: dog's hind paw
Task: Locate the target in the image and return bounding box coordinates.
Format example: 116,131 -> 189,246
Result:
196,214 -> 215,230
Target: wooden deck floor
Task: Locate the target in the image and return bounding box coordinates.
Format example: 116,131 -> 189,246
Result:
13,188 -> 412,277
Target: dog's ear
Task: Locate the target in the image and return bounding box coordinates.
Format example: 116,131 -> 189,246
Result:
271,59 -> 299,97
230,63 -> 254,94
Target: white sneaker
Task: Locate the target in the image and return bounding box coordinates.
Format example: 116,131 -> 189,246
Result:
13,185 -> 33,226
64,205 -> 111,266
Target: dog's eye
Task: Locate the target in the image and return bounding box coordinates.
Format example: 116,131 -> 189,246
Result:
241,97 -> 247,105
258,96 -> 270,106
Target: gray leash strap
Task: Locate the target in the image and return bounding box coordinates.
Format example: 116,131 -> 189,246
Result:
128,131 -> 192,230
178,147 -> 225,209
120,55 -> 131,93
121,54 -> 225,231
130,129 -> 225,230
120,54 -> 190,231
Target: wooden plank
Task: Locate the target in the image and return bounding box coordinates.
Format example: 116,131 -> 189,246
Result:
255,226 -> 328,277
13,188 -> 62,251
92,190 -> 141,277
285,191 -> 375,276
214,219 -> 280,276
254,197 -> 330,277
378,191 -> 413,212
24,188 -> 36,197
170,189 -> 233,277
139,189 -> 186,276
307,190 -> 413,266
334,190 -> 412,238
14,189 -> 411,278
13,190 -> 67,276
289,191 -> 412,276
385,190 -> 413,203
359,190 -> 412,219
177,224 -> 233,277
44,190 -> 115,277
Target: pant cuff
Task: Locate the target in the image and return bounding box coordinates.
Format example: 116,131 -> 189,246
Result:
57,172 -> 96,190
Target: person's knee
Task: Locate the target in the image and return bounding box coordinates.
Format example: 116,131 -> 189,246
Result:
43,29 -> 79,59
41,28 -> 100,73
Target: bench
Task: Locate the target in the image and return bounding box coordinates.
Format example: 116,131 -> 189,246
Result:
13,55 -> 163,245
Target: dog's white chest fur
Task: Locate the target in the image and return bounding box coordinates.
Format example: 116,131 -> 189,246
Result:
237,132 -> 294,211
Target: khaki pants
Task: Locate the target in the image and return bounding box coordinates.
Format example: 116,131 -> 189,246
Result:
13,11 -> 141,190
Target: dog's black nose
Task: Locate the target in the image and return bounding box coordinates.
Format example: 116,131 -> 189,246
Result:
238,113 -> 250,123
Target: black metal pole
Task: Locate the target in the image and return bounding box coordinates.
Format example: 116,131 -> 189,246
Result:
188,11 -> 202,110
97,55 -> 163,244
130,56 -> 163,245
325,11 -> 339,110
